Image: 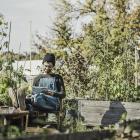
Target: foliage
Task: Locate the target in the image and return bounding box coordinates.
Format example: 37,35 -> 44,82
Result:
0,14 -> 8,51
0,15 -> 26,105
82,1 -> 137,101
90,1 -> 140,101
0,52 -> 26,105
0,125 -> 21,138
35,0 -> 140,101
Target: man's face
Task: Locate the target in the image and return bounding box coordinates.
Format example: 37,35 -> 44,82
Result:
43,62 -> 54,73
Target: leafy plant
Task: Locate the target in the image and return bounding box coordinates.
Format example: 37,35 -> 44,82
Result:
0,15 -> 26,105
35,0 -> 140,101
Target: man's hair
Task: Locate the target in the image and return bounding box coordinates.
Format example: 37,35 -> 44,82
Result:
42,53 -> 55,66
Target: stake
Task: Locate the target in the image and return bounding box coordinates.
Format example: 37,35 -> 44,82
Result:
29,21 -> 32,85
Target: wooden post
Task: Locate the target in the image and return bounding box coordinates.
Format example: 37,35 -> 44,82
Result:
8,21 -> 11,52
135,46 -> 138,88
29,21 -> 32,86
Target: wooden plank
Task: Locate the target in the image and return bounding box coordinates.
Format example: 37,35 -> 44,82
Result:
78,100 -> 140,109
80,108 -> 140,116
77,100 -> 140,126
80,107 -> 128,113
80,111 -> 140,125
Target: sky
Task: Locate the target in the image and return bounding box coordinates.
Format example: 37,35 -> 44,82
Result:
0,0 -> 140,53
0,0 -> 57,53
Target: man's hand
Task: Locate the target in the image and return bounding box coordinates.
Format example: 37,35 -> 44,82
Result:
42,89 -> 54,96
42,89 -> 48,94
47,91 -> 54,96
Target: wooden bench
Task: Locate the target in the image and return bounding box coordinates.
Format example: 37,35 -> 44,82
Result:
77,99 -> 140,126
0,107 -> 29,130
6,87 -> 29,129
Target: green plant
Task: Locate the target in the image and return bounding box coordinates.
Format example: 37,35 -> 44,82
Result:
35,0 -> 140,101
2,125 -> 21,138
0,15 -> 26,105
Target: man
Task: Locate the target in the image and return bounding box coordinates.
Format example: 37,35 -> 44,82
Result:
26,53 -> 65,112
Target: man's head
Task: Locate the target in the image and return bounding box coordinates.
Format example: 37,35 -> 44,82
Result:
42,53 -> 55,74
42,53 -> 55,66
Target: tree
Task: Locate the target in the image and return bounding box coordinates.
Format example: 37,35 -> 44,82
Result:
35,0 -> 140,101
51,0 -> 93,97
82,0 -> 140,101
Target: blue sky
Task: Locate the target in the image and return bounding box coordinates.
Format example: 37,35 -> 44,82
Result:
0,0 -> 57,53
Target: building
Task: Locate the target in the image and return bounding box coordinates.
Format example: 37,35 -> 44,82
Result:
12,60 -> 42,83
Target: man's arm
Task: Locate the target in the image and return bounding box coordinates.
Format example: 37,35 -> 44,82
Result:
51,75 -> 66,98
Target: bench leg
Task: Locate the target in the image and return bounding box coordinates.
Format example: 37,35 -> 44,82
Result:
20,114 -> 28,130
0,116 -> 7,126
25,114 -> 29,130
4,117 -> 7,126
56,113 -> 61,130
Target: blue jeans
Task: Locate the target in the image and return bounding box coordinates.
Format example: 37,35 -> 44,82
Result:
33,93 -> 60,111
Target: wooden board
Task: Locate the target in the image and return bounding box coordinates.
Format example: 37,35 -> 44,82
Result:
77,100 -> 140,126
